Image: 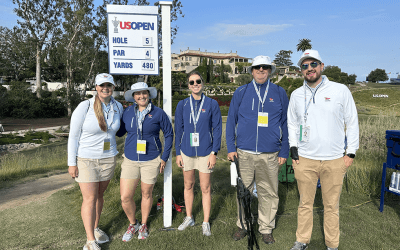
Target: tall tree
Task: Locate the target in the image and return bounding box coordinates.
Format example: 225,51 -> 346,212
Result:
296,38 -> 312,52
0,26 -> 35,81
273,50 -> 293,67
208,58 -> 214,84
367,68 -> 388,83
13,0 -> 66,98
61,0 -> 96,116
154,0 -> 184,58
172,71 -> 186,94
323,65 -> 357,85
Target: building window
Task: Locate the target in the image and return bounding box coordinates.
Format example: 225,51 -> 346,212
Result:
214,60 -> 217,64
189,57 -> 192,61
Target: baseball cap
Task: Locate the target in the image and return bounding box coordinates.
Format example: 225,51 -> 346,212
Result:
95,73 -> 116,86
297,50 -> 322,67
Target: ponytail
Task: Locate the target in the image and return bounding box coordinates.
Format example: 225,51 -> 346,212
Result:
94,95 -> 107,132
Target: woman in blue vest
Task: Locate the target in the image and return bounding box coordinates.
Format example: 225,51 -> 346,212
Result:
68,73 -> 123,250
175,71 -> 222,236
117,82 -> 173,241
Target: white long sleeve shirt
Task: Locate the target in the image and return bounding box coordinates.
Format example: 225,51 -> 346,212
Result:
287,76 -> 359,160
68,97 -> 123,166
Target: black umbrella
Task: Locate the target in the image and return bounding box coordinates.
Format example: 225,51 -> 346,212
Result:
234,155 -> 260,250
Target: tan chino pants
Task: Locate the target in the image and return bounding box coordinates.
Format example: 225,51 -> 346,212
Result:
236,149 -> 280,234
294,156 -> 347,248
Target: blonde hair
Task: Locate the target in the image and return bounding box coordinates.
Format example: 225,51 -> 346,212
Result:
94,94 -> 107,132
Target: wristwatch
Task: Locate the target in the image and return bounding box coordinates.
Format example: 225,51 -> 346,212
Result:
346,153 -> 355,159
211,151 -> 217,156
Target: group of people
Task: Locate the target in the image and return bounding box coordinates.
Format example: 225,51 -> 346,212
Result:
68,49 -> 359,250
68,71 -> 221,250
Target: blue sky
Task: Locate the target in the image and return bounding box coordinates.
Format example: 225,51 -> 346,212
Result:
2,0 -> 399,81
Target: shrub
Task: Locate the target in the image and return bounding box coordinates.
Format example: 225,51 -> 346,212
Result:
0,82 -> 82,119
0,131 -> 55,145
210,95 -> 233,106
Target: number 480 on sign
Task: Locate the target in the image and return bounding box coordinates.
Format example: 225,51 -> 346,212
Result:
141,61 -> 155,71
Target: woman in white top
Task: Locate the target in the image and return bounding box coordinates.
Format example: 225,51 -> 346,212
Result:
68,73 -> 123,250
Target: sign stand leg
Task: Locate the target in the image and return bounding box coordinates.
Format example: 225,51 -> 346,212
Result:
160,1 -> 173,228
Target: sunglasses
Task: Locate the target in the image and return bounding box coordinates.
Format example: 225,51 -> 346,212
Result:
99,83 -> 113,87
253,65 -> 271,70
301,61 -> 320,70
189,79 -> 202,85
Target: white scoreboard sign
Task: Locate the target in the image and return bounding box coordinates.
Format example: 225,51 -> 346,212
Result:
107,5 -> 159,75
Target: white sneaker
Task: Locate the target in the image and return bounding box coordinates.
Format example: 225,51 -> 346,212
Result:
138,224 -> 149,240
178,216 -> 195,231
290,241 -> 308,250
122,220 -> 141,242
94,228 -> 109,244
83,240 -> 101,250
202,222 -> 211,236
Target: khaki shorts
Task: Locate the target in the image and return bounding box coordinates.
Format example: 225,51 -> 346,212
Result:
120,154 -> 161,184
181,151 -> 213,174
75,156 -> 116,183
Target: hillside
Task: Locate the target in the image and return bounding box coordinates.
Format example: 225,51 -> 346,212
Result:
352,86 -> 400,115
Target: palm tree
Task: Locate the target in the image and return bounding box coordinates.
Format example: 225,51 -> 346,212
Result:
296,39 -> 312,52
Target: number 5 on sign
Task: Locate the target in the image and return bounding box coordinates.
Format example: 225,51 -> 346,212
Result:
143,37 -> 152,46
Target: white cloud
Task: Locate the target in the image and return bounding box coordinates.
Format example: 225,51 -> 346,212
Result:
207,23 -> 293,40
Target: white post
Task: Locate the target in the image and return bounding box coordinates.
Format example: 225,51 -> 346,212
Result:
160,1 -> 172,228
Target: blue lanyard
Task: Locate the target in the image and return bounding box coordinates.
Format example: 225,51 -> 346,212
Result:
252,79 -> 270,110
102,100 -> 116,138
303,81 -> 323,123
190,94 -> 205,133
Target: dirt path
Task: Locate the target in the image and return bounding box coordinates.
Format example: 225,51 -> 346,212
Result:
1,117 -> 70,132
0,172 -> 75,212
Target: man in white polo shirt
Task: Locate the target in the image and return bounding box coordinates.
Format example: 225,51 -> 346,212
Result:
287,50 -> 359,250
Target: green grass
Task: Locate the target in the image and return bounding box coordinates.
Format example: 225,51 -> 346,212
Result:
0,141 -> 68,186
349,114 -> 400,197
364,82 -> 400,89
352,88 -> 400,115
1,161 -> 400,249
1,115 -> 400,249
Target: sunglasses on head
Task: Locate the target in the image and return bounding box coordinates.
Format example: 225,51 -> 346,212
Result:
189,79 -> 202,85
301,61 -> 320,70
253,65 -> 271,70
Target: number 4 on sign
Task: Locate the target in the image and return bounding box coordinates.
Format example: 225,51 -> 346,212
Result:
145,50 -> 151,59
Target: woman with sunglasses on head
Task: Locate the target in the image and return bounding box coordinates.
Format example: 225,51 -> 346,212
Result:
68,73 -> 123,250
117,82 -> 173,241
174,71 -> 222,236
